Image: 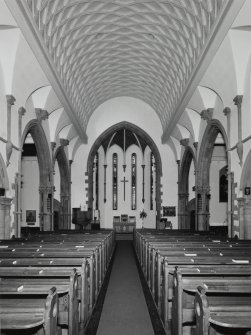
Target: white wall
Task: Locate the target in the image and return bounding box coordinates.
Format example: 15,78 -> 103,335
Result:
21,157 -> 39,227
209,146 -> 227,226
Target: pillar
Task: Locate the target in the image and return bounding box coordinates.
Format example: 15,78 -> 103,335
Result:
223,107 -> 232,237
39,186 -> 53,231
233,95 -> 243,165
6,95 -> 15,166
196,185 -> 210,231
178,192 -> 189,229
0,197 -> 12,239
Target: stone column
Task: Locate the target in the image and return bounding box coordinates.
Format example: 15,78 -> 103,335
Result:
69,160 -> 73,228
50,142 -> 56,230
39,186 -> 53,231
0,197 -> 12,239
6,95 -> 16,166
233,95 -> 243,165
61,194 -> 70,229
238,197 -> 251,240
13,107 -> 26,237
60,139 -> 70,229
178,192 -> 189,229
237,197 -> 245,239
223,107 -> 232,237
196,185 -> 210,231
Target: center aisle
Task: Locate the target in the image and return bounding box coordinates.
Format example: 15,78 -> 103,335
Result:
97,241 -> 155,335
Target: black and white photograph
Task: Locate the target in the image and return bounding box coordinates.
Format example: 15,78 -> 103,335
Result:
0,1 -> 251,334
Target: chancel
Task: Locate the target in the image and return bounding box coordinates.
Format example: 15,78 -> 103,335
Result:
1,0 -> 251,334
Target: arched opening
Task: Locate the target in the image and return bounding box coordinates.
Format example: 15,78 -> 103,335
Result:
196,120 -> 228,232
179,147 -> 196,230
87,122 -> 162,229
0,152 -> 11,239
20,120 -> 52,235
53,147 -> 71,230
239,149 -> 251,239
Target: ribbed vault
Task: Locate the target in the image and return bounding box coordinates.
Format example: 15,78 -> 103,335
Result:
24,0 -> 228,135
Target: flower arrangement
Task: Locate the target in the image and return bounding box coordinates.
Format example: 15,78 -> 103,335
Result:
139,209 -> 147,219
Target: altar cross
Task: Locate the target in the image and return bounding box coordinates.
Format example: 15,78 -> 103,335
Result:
120,176 -> 128,201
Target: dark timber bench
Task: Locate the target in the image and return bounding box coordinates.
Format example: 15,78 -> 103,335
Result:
0,231 -> 115,333
134,230 -> 251,335
172,269 -> 251,335
0,286 -> 58,335
0,269 -> 79,335
195,285 -> 251,335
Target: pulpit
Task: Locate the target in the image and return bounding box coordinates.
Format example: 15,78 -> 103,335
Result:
113,214 -> 136,232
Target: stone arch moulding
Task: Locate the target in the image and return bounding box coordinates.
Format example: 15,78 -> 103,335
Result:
21,120 -> 53,231
196,119 -> 228,231
0,152 -> 9,191
54,146 -> 71,230
239,149 -> 251,239
240,149 -> 251,191
87,121 -> 163,228
179,146 -> 196,229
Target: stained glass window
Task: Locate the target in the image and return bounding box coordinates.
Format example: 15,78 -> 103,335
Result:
113,153 -> 118,210
95,153 -> 99,210
150,153 -> 155,210
131,153 -> 137,210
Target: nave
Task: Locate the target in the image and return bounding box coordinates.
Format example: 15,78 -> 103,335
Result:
1,229 -> 251,335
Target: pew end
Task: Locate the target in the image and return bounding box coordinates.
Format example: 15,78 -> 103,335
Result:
195,286 -> 251,335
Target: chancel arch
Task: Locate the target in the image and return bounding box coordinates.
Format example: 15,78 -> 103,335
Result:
87,122 -> 162,229
53,145 -> 71,230
196,120 -> 228,232
20,120 -> 53,234
0,152 -> 11,239
178,147 -> 196,230
239,149 -> 251,239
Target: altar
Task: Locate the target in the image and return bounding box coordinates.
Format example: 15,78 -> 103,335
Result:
113,214 -> 136,233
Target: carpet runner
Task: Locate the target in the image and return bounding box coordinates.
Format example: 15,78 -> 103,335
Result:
97,241 -> 155,335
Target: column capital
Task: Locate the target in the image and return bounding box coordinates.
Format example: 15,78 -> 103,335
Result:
60,138 -> 69,147
223,107 -> 231,117
201,108 -> 213,122
197,185 -> 210,194
237,197 -> 246,207
176,159 -> 180,166
18,107 -> 26,117
51,142 -> 56,151
193,142 -> 198,150
69,159 -> 73,165
6,95 -> 15,106
178,192 -> 189,198
180,138 -> 189,147
35,108 -> 48,122
39,185 -> 53,194
233,95 -> 243,107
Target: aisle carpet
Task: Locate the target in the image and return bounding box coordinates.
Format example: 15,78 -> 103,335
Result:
97,241 -> 155,335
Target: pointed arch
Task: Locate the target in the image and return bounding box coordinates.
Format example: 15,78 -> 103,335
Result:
196,119 -> 228,231
21,120 -> 53,231
0,152 -> 9,190
54,146 -> 71,229
179,147 -> 196,229
87,121 -> 163,228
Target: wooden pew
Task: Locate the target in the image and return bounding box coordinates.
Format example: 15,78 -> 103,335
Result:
0,232 -> 115,330
172,268 -> 251,335
0,269 -> 79,335
134,230 -> 251,334
195,285 -> 251,335
0,286 -> 58,335
0,231 -> 115,334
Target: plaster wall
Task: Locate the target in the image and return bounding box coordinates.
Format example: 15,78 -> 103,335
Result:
21,156 -> 39,227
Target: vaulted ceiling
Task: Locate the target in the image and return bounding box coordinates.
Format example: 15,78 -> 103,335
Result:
7,0 -> 241,142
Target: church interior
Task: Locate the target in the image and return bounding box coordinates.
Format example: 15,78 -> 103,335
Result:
1,0 -> 251,334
